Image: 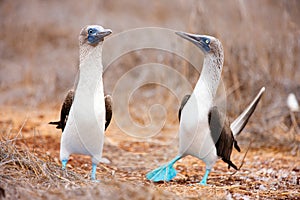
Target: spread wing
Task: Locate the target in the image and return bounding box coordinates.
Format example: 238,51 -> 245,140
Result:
208,106 -> 240,170
178,94 -> 191,121
230,87 -> 265,136
49,91 -> 113,132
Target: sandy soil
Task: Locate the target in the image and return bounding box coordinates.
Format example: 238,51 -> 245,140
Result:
0,106 -> 299,200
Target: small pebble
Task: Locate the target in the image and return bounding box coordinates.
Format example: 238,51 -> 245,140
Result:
259,184 -> 267,191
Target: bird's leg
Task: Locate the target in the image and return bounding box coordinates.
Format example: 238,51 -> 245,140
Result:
62,159 -> 68,170
199,169 -> 211,186
91,163 -> 98,181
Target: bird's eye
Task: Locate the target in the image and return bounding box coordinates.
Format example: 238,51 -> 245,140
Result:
88,29 -> 93,34
205,39 -> 209,44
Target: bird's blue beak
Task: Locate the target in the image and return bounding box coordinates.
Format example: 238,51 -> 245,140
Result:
176,31 -> 210,53
88,29 -> 112,44
96,29 -> 112,39
94,29 -> 112,43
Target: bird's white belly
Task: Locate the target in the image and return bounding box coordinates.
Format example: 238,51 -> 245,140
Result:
60,91 -> 105,164
178,94 -> 217,161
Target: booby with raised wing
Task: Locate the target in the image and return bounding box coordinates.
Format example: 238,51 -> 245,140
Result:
49,91 -> 112,132
146,31 -> 265,185
59,25 -> 112,180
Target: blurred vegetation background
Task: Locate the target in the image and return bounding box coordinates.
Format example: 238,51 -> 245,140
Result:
0,2 -> 299,198
0,0 -> 299,137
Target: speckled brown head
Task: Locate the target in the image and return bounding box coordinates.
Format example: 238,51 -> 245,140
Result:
79,25 -> 112,46
176,32 -> 223,59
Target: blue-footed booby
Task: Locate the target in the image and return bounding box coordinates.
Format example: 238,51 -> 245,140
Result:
146,31 -> 265,185
59,25 -> 112,180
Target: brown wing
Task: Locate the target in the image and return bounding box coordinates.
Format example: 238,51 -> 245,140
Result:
178,94 -> 191,122
49,90 -> 74,132
104,95 -> 112,130
208,106 -> 240,170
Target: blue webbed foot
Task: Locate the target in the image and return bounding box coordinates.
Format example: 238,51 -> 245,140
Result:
199,179 -> 207,186
146,156 -> 181,182
199,169 -> 211,186
146,164 -> 176,182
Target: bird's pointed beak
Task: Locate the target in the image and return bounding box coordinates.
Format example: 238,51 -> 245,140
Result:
175,31 -> 200,46
96,29 -> 112,41
176,31 -> 210,53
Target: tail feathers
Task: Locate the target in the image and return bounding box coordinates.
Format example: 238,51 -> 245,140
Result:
230,87 -> 265,136
146,156 -> 181,182
222,158 -> 238,170
48,121 -> 63,129
234,140 -> 241,152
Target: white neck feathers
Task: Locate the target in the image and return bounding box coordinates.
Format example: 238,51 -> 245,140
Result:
194,52 -> 224,108
76,44 -> 104,96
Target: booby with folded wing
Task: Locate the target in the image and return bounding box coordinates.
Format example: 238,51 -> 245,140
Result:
57,25 -> 112,180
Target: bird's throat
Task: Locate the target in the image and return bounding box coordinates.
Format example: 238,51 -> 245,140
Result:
194,55 -> 223,108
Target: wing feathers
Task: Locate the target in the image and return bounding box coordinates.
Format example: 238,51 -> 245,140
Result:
104,95 -> 113,130
230,87 -> 265,136
49,90 -> 74,131
178,94 -> 191,121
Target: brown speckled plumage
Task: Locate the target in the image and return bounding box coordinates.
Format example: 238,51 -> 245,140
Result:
208,38 -> 224,70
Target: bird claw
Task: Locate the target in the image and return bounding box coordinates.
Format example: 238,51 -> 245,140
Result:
199,180 -> 207,186
91,179 -> 100,183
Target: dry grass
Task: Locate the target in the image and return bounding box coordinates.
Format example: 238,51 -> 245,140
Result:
0,127 -> 87,199
0,127 -> 179,200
